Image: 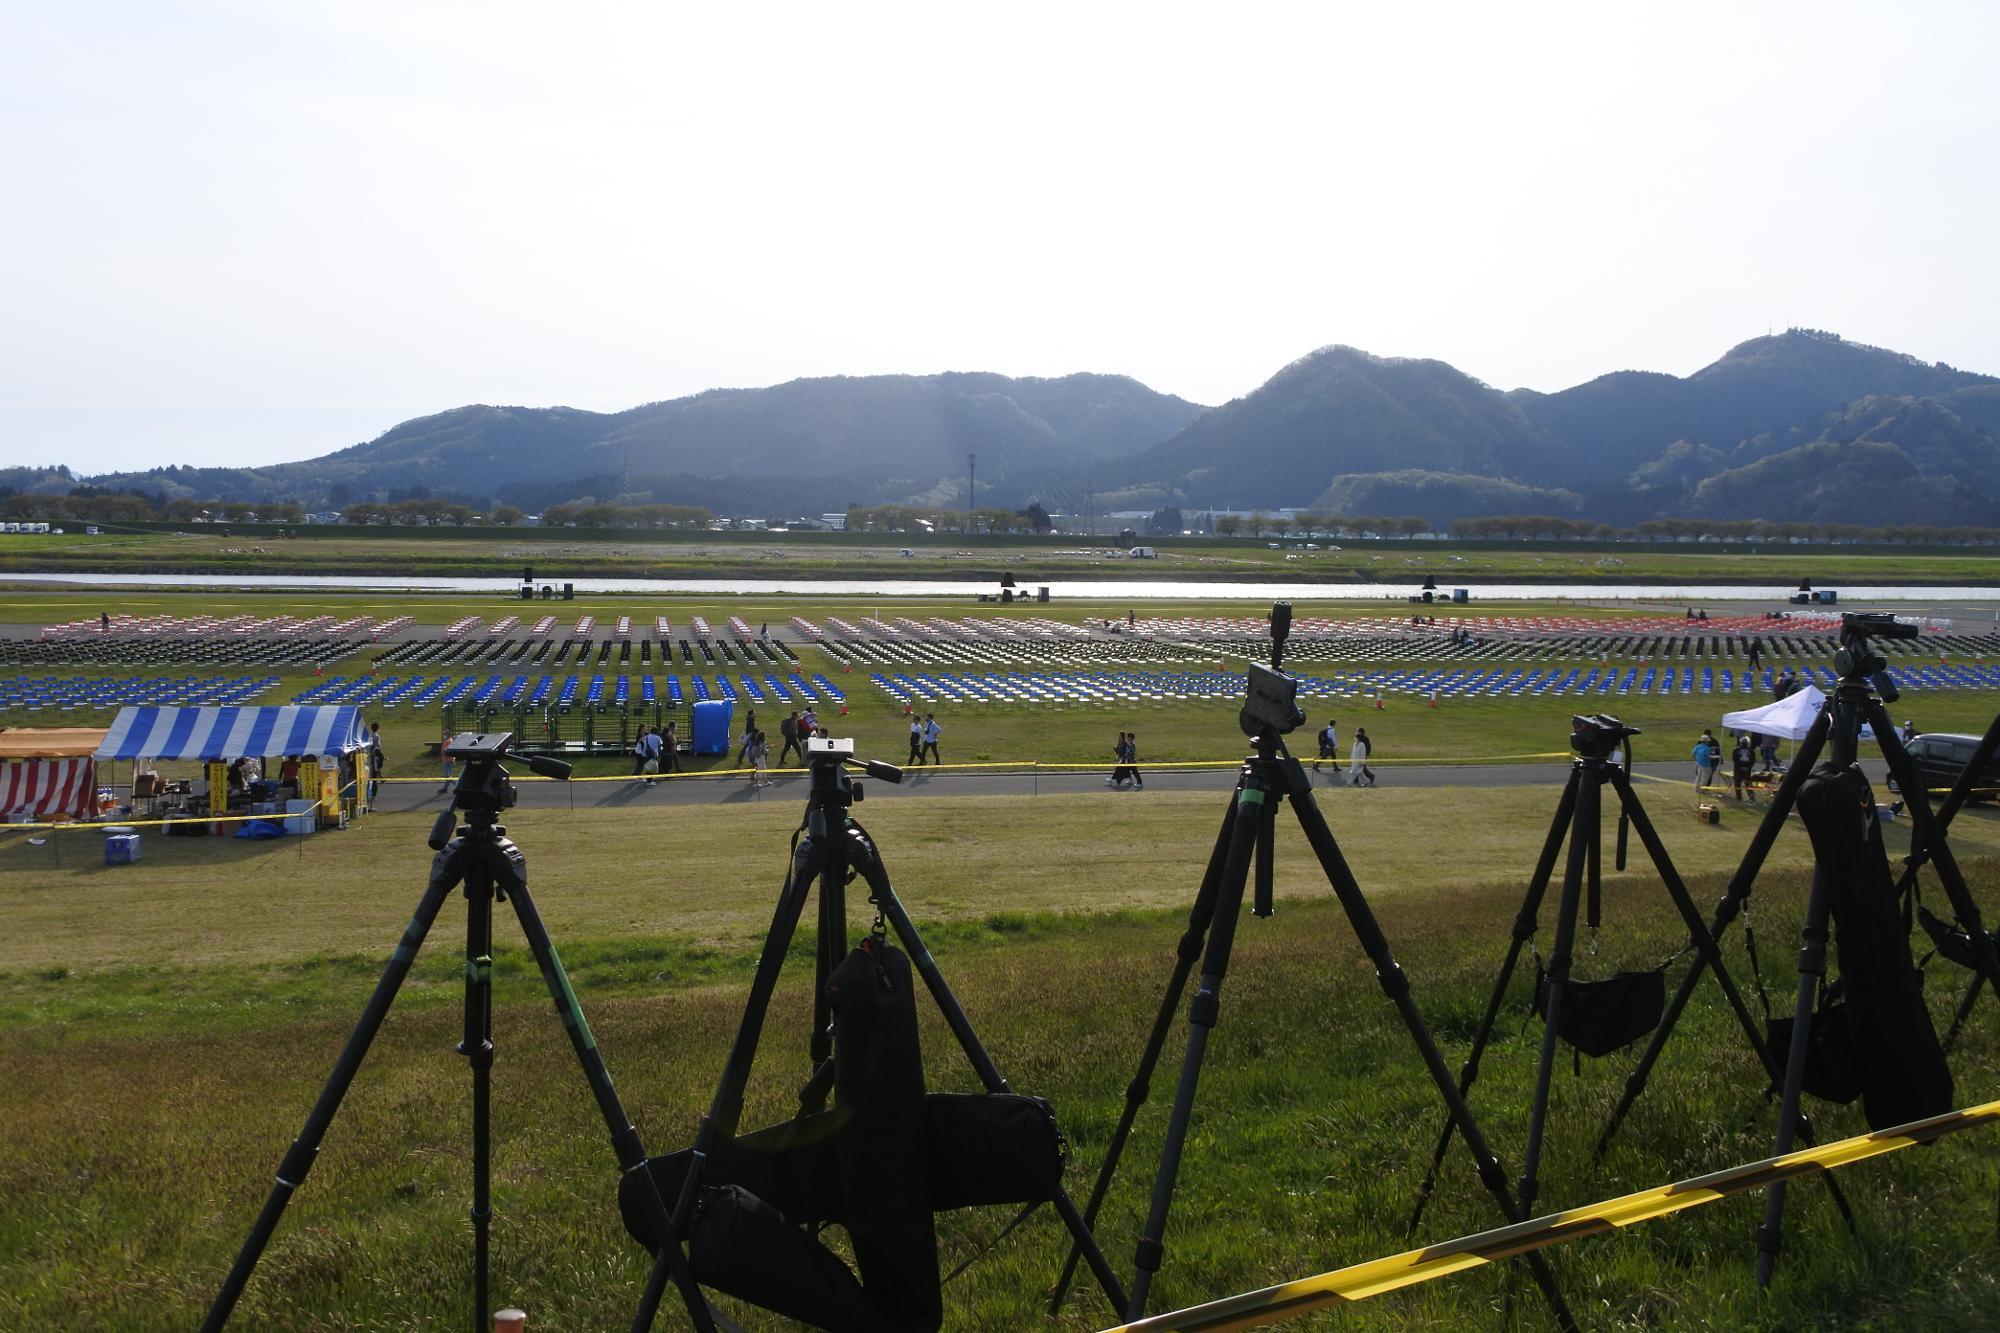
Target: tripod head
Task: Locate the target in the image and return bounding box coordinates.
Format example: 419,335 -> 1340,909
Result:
805,736 -> 902,806
1571,713 -> 1639,763
1835,612 -> 1916,702
1241,602 -> 1307,740
430,732 -> 573,848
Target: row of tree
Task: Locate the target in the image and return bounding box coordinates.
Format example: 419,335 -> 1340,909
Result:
843,504 -> 1056,534
0,491 -> 306,524
1450,514 -> 2000,544
1212,512 -> 1429,538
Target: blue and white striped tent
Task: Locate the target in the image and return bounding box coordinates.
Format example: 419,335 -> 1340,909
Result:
95,705 -> 370,761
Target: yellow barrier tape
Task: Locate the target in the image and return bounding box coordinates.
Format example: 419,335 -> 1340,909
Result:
1101,1099 -> 2000,1333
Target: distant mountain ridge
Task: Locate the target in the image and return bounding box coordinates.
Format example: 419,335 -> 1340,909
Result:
1108,330 -> 1999,525
59,330 -> 2000,526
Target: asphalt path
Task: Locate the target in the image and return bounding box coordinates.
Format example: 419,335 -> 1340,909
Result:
365,756 -> 1896,815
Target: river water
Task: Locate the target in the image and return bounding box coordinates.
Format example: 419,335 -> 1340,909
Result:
7,571 -> 2000,602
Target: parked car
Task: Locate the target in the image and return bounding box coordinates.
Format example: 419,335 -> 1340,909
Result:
1886,733 -> 2000,802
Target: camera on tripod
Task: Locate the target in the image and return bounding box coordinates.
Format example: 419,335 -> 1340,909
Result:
1571,713 -> 1640,759
805,736 -> 904,810
1835,613 -> 1915,700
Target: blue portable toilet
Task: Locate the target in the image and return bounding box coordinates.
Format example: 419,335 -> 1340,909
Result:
691,699 -> 733,755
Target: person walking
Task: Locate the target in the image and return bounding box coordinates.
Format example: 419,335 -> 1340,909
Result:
1746,637 -> 1764,670
1731,732 -> 1756,800
1758,730 -> 1780,772
1314,718 -> 1338,771
635,724 -> 664,784
1692,733 -> 1715,790
439,725 -> 455,793
778,711 -> 803,766
921,713 -> 942,766
735,707 -> 759,765
745,730 -> 772,788
909,715 -> 925,765
660,720 -> 680,773
631,723 -> 654,777
1106,731 -> 1129,787
1900,719 -> 1918,746
1349,728 -> 1375,786
1126,730 -> 1144,789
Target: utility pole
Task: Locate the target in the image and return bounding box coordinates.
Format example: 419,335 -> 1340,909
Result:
967,452 -> 976,532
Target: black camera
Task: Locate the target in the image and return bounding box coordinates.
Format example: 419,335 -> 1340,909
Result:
1840,612 -> 1919,642
1571,713 -> 1639,759
1241,662 -> 1306,738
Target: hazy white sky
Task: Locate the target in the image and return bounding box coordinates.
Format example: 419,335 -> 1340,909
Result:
3,1 -> 1995,473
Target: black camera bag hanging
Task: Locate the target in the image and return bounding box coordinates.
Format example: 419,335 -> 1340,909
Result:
1795,761 -> 1953,1130
1533,963 -> 1666,1059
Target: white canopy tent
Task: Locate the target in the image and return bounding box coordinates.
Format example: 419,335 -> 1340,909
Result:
1721,684 -> 1871,749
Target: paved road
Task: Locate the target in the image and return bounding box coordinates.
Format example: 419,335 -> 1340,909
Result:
365,756 -> 1891,815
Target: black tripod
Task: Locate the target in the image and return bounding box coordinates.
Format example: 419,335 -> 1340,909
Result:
629,737 -> 1130,1329
1897,712 -> 2000,1053
1051,605 -> 1576,1329
202,733 -> 711,1333
1590,615 -> 2000,1286
1406,714 -> 1847,1236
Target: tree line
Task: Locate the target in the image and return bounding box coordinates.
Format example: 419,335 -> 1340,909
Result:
0,491 -> 306,524
1450,514 -> 2000,544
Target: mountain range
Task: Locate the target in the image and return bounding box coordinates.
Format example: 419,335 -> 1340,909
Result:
43,329 -> 2000,526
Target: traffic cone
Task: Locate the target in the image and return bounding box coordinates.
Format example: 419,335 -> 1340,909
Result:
1428,690 -> 1439,708
1374,693 -> 1387,710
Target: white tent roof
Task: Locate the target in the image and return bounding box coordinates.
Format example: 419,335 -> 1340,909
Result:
1721,685 -> 1826,741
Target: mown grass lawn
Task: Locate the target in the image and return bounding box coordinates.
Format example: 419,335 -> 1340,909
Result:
2,791 -> 1997,1329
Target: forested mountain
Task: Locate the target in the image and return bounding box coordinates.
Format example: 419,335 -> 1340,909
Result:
1107,330 -> 2000,526
50,330 -> 2000,527
84,373 -> 1206,513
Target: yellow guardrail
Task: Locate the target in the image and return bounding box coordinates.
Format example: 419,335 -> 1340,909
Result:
1101,1099 -> 2000,1332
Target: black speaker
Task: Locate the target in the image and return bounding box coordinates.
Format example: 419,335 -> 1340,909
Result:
1422,591 -> 1434,604
1036,586 -> 1049,603
562,582 -> 575,600
519,585 -> 534,601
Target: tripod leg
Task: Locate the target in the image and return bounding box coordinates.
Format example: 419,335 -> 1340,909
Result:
498,863 -> 716,1333
850,824 -> 1133,1319
1605,770 -> 1856,1230
1125,779 -> 1265,1319
1050,794 -> 1239,1311
675,842 -> 819,1230
1942,972 -> 1987,1055
1274,745 -> 1578,1333
1757,866 -> 1833,1288
464,874 -> 496,1333
202,854 -> 465,1332
1596,707 -> 1832,1155
1519,769 -> 1597,1219
1409,765 -> 1580,1237
1868,702 -> 2000,998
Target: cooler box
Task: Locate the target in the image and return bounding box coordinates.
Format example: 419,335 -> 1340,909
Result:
284,799 -> 317,836
691,699 -> 733,756
105,833 -> 141,865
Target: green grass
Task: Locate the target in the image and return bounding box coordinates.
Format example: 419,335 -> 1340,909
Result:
6,525 -> 2000,585
2,794 -> 1999,1328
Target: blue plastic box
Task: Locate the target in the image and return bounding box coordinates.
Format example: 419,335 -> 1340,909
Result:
105,833 -> 141,865
691,699 -> 734,756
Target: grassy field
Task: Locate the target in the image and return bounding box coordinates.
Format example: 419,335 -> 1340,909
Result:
7,525 -> 2000,585
4,589 -> 2000,1327
2,793 -> 1999,1328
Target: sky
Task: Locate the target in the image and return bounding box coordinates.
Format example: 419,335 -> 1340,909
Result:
3,0 -> 1996,475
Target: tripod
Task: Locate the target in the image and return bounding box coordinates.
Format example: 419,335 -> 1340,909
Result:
629,737 -> 1130,1329
1051,605 -> 1577,1329
202,733 -> 711,1333
1406,715 -> 1848,1237
1896,712 -> 2000,1053
1591,616 -> 2000,1287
